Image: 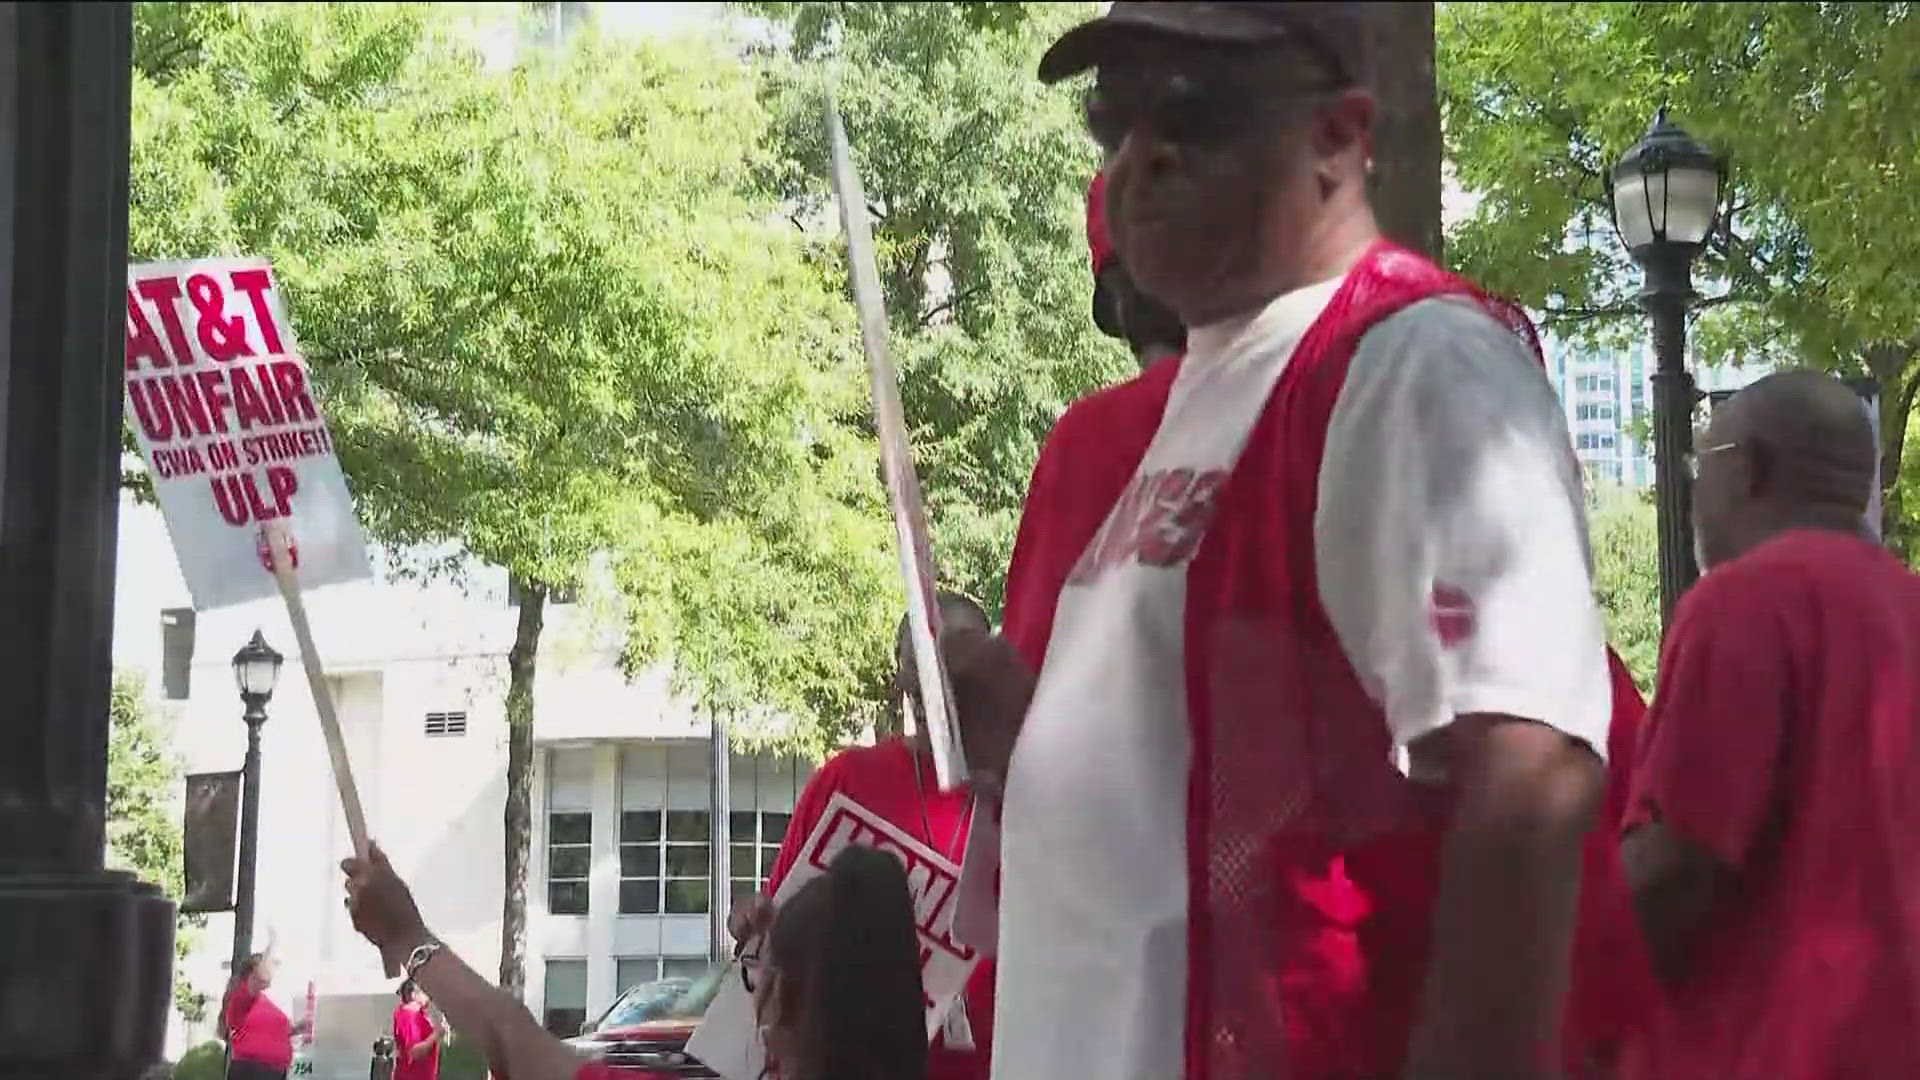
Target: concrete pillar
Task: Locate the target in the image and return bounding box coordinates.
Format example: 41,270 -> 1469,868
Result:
583,743 -> 619,1016
0,5 -> 177,1078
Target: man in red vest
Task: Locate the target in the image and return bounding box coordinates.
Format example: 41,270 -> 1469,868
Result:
950,6 -> 1620,1078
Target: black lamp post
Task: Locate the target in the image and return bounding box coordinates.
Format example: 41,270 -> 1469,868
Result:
1609,106 -> 1726,629
230,629 -> 284,977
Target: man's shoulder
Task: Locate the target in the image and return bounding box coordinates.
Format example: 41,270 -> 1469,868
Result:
1356,295 -> 1540,377
1719,530 -> 1915,604
1334,294 -> 1563,452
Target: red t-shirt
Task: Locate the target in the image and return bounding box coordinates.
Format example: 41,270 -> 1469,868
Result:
224,984 -> 293,1071
1621,529 -> 1920,1079
766,736 -> 992,1080
392,1002 -> 439,1080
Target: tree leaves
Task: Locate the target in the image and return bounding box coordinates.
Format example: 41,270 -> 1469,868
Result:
106,671 -> 209,1024
1441,2 -> 1920,551
130,3 -> 896,748
746,2 -> 1132,615
1588,490 -> 1661,694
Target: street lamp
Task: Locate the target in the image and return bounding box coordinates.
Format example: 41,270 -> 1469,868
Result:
230,629 -> 283,978
1609,105 -> 1725,629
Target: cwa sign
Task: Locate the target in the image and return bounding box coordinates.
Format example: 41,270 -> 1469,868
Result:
125,257 -> 370,610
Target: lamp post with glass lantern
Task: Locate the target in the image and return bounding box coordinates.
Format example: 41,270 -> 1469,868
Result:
230,629 -> 284,976
1609,106 -> 1726,629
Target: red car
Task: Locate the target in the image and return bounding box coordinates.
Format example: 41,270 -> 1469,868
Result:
566,963 -> 729,1076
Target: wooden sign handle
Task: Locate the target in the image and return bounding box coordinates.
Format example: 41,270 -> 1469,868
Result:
264,521 -> 396,976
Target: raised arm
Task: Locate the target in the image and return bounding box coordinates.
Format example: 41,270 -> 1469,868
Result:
343,844 -> 583,1080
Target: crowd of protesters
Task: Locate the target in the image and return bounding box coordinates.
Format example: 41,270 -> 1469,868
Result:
334,4 -> 1920,1079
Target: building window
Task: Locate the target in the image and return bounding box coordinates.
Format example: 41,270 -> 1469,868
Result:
619,809 -> 710,914
618,745 -> 715,917
547,812 -> 591,915
424,710 -> 467,737
546,747 -> 595,916
729,811 -> 791,909
543,959 -> 588,1038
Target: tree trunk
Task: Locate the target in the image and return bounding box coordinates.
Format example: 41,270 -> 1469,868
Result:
1866,343 -> 1920,557
1367,2 -> 1443,261
499,578 -> 546,1000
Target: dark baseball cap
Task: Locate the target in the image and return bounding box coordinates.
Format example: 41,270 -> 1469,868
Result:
1037,2 -> 1372,87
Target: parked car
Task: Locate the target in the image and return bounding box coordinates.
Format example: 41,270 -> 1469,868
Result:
565,962 -> 731,1076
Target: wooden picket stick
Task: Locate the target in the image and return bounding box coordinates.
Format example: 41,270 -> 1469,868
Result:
264,520 -> 397,976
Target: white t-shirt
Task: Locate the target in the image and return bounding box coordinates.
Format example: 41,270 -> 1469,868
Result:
990,282 -> 1610,1080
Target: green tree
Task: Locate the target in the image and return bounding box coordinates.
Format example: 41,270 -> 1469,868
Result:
1587,489 -> 1661,694
106,671 -> 209,1024
1440,2 -> 1920,553
742,1 -> 1133,615
129,1 -> 893,995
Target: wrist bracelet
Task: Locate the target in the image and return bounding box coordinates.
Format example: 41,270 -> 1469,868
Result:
403,938 -> 445,980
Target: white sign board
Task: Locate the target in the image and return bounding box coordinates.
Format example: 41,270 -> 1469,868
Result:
125,257 -> 370,610
686,793 -> 981,1079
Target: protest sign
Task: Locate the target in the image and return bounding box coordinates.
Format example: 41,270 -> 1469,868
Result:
685,792 -> 981,1079
124,257 -> 370,611
127,259 -> 380,955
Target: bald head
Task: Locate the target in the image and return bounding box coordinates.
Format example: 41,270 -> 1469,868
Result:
1694,369 -> 1877,567
894,591 -> 988,685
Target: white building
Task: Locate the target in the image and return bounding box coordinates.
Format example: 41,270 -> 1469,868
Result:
1544,336 -> 1764,490
114,500 -> 815,1075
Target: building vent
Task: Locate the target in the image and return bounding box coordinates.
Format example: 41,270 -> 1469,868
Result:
425,710 -> 468,737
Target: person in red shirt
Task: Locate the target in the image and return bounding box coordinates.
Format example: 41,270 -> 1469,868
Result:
1620,369 -> 1920,1079
392,978 -> 444,1080
730,592 -> 998,1080
222,953 -> 310,1080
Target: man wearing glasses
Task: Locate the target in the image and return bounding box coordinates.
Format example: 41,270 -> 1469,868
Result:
951,5 -> 1614,1078
1619,370 -> 1920,1080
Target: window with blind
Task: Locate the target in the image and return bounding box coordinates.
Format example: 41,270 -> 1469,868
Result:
543,959 -> 588,1038
546,747 -> 595,916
